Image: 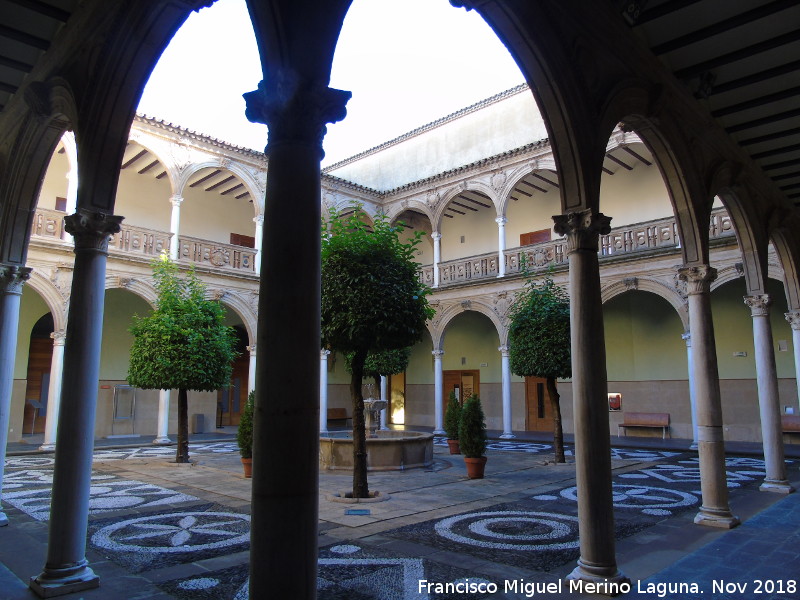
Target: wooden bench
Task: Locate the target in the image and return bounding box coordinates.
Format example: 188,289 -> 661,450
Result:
327,408 -> 350,427
618,412 -> 670,439
782,414 -> 800,443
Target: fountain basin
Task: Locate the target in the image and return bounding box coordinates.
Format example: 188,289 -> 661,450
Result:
319,430 -> 434,471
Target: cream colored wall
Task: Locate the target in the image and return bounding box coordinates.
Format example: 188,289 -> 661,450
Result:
37,148 -> 69,210
14,287 -> 50,379
399,227 -> 433,265
114,163 -> 172,231
440,208 -> 497,261
442,311 -> 501,382
599,160 -> 672,227
505,186 -> 561,247
181,175 -> 255,244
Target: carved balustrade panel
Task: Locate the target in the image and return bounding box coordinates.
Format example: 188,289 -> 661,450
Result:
178,236 -> 256,272
709,209 -> 734,239
110,225 -> 172,257
30,208 -> 66,239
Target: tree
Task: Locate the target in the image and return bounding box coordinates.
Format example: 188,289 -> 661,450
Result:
128,256 -> 238,463
322,207 -> 432,498
507,276 -> 571,463
345,347 -> 412,390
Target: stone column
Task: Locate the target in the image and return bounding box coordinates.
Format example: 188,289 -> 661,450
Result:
244,79 -> 350,599
683,332 -> 699,449
40,330 -> 67,451
0,265 -> 31,526
496,216 -> 507,277
31,210 -> 122,596
154,390 -> 171,445
745,295 -> 792,494
247,344 -> 257,394
254,215 -> 264,275
320,349 -> 330,435
785,311 -> 800,410
553,210 -> 627,589
432,231 -> 441,288
433,349 -> 445,434
380,375 -> 389,430
169,195 -> 183,260
499,345 -> 514,438
678,265 -> 739,528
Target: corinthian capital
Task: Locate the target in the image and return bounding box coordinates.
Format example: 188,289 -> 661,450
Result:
744,294 -> 771,318
552,209 -> 612,254
64,209 -> 123,252
676,265 -> 717,295
785,310 -> 800,330
244,72 -> 351,156
0,265 -> 32,295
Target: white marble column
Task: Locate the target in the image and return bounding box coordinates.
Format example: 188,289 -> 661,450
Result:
683,332 -> 699,448
32,210 -> 122,596
248,344 -> 257,394
62,131 -> 78,244
433,349 -> 445,434
169,195 -> 183,260
432,231 -> 441,288
254,215 -> 264,275
554,210 -> 627,589
499,345 -> 514,438
380,375 -> 389,430
785,310 -> 800,410
496,217 -> 507,278
745,295 -> 792,494
153,390 -> 171,445
0,265 -> 31,526
40,330 -> 66,451
320,349 -> 330,434
678,265 -> 739,528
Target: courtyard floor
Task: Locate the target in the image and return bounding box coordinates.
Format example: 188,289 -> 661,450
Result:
0,430 -> 798,599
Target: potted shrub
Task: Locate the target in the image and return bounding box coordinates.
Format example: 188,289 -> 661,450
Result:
237,390 -> 254,477
444,390 -> 462,454
459,394 -> 487,479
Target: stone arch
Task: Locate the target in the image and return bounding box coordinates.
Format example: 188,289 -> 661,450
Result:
26,271 -> 69,332
177,160 -> 263,218
601,277 -> 688,330
431,300 -> 506,350
104,275 -> 158,308
214,292 -> 258,346
770,228 -> 800,311
386,201 -> 434,229
497,161 -> 558,218
433,181 -> 499,232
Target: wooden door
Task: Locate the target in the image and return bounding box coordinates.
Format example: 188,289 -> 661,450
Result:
525,376 -> 554,432
23,336 -> 52,434
219,354 -> 249,426
443,369 -> 480,423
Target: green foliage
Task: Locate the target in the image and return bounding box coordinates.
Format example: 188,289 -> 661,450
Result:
321,206 -> 433,354
458,394 -> 487,458
507,276 -> 571,379
127,256 -> 238,392
444,391 -> 462,440
237,390 -> 254,459
344,347 -> 412,380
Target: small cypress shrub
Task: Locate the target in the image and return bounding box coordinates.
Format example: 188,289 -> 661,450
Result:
458,394 -> 487,458
237,390 -> 254,459
444,391 -> 462,440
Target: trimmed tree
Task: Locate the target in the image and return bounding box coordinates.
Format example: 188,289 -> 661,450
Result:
128,256 -> 238,463
345,347 -> 412,390
322,207 -> 432,498
507,276 -> 570,463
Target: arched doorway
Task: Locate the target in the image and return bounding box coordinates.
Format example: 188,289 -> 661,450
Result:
218,324 -> 249,426
22,313 -> 55,436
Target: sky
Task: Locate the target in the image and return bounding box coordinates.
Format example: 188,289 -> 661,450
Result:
137,0 -> 526,166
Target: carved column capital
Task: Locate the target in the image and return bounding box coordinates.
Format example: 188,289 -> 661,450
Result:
431,231 -> 442,241
785,310 -> 800,330
244,74 -> 351,157
744,294 -> 771,318
0,265 -> 32,295
254,214 -> 264,225
495,216 -> 507,226
50,330 -> 67,345
432,350 -> 444,359
498,345 -> 510,357
247,344 -> 257,356
320,348 -> 330,359
64,209 -> 123,252
169,195 -> 183,208
681,331 -> 691,346
553,210 -> 612,254
676,265 -> 717,295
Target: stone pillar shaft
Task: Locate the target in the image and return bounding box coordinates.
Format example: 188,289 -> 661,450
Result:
32,210 -> 122,596
380,375 -> 389,430
40,330 -> 67,451
247,344 -> 257,394
745,295 -> 791,493
320,349 -> 330,434
254,215 -> 264,275
499,345 -> 514,438
0,265 -> 31,526
785,311 -> 800,410
683,332 -> 699,448
154,390 -> 171,444
432,232 -> 441,288
433,350 -> 445,434
679,265 -> 739,528
169,195 -> 182,260
554,210 -> 626,587
496,217 -> 507,277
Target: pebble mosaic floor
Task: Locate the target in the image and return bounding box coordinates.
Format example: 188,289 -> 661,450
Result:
2,439 -> 793,599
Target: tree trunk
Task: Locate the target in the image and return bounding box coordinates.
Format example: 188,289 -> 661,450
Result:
547,377 -> 565,463
176,387 -> 189,463
350,348 -> 369,498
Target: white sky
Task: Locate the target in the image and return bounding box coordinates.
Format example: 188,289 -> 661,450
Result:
137,0 -> 525,166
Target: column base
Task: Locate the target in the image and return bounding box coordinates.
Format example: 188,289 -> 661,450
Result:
30,564 -> 99,598
152,436 -> 171,445
689,442 -> 698,450
694,506 -> 740,529
433,429 -> 446,435
567,560 -> 630,596
0,511 -> 8,527
39,443 -> 56,451
499,433 -> 516,439
759,479 -> 794,494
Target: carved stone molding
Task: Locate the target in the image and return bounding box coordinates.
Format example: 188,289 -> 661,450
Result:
498,345 -> 510,356
622,277 -> 638,291
0,265 -> 32,295
432,350 -> 445,359
64,210 -> 123,252
50,330 -> 66,345
320,348 -> 330,359
552,210 -> 612,254
785,311 -> 800,331
744,294 -> 771,318
676,265 -> 717,295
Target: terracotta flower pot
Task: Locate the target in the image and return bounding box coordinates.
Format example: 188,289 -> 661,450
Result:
241,457 -> 253,478
464,456 -> 487,479
446,439 -> 461,455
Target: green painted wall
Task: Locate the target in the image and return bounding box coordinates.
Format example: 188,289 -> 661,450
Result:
442,311 -> 502,382
14,287 -> 51,378
99,289 -> 152,380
